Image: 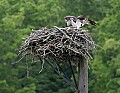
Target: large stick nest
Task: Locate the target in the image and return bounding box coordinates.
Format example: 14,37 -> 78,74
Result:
19,26 -> 95,62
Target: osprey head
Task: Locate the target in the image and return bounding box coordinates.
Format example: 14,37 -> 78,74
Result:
77,15 -> 85,20
64,16 -> 76,22
64,16 -> 76,27
77,15 -> 96,26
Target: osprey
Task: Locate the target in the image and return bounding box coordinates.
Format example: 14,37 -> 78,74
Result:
64,16 -> 76,27
76,15 -> 96,29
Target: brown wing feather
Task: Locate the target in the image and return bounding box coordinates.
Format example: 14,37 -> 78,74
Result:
77,15 -> 85,20
88,19 -> 96,26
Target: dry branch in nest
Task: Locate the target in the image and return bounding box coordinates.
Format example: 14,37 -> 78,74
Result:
19,26 -> 95,63
15,26 -> 97,91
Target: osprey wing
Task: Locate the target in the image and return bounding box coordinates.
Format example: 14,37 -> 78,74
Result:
88,19 -> 96,26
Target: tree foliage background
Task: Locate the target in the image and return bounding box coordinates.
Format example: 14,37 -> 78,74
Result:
0,0 -> 120,93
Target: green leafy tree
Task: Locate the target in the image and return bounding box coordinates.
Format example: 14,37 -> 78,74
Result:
0,0 -> 120,93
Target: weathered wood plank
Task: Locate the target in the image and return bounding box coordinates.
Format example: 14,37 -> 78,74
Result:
78,58 -> 88,93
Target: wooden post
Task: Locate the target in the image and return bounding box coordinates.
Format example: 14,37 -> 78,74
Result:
78,57 -> 88,93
